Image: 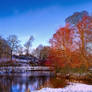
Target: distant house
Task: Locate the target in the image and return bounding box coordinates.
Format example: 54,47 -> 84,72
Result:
12,55 -> 39,65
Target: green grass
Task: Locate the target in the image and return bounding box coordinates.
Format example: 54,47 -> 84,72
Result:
55,64 -> 88,74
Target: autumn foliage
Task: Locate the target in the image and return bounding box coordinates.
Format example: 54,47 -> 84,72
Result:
48,15 -> 92,69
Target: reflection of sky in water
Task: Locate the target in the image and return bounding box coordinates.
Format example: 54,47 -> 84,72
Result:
11,82 -> 35,92
0,72 -> 92,92
11,82 -> 92,92
11,84 -> 20,92
0,71 -> 51,92
11,78 -> 48,92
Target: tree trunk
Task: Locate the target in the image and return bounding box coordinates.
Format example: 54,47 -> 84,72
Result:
11,50 -> 12,61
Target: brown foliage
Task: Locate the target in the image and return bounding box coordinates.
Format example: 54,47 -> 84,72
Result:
48,16 -> 92,69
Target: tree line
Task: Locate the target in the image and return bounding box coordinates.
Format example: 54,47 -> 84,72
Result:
0,11 -> 92,69
47,11 -> 92,71
0,35 -> 35,61
0,34 -> 50,64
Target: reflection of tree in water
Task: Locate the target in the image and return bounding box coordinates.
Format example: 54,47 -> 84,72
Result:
0,74 -> 50,92
28,76 -> 50,90
35,76 -> 50,89
83,80 -> 92,85
42,77 -> 68,88
0,75 -> 14,92
49,77 -> 67,88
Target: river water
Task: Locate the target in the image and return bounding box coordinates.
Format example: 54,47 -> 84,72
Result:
0,71 -> 92,92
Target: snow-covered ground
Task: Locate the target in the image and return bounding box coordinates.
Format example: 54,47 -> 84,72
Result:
32,82 -> 92,92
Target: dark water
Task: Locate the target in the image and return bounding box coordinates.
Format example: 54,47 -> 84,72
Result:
0,72 -> 92,92
0,71 -> 53,92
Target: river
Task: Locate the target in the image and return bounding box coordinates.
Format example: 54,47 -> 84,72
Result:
0,71 -> 92,92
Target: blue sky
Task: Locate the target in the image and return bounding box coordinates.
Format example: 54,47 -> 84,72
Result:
0,0 -> 92,48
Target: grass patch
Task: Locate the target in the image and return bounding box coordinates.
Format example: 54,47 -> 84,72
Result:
55,64 -> 88,74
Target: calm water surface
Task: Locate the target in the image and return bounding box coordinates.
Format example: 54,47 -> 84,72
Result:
0,71 -> 92,92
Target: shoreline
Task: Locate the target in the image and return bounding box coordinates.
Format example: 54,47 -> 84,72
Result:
56,72 -> 92,81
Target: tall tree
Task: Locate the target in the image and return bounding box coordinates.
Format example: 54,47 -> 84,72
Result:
0,36 -> 11,59
65,11 -> 92,68
32,44 -> 43,58
76,16 -> 92,68
49,13 -> 92,69
17,46 -> 24,56
65,11 -> 88,25
24,36 -> 34,55
39,46 -> 50,61
7,35 -> 20,61
49,24 -> 74,67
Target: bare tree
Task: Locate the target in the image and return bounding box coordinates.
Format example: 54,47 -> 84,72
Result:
17,46 -> 24,56
32,44 -> 43,58
24,36 -> 34,56
0,36 -> 11,59
7,35 -> 20,61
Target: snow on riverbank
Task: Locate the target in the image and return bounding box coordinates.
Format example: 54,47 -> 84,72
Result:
33,82 -> 92,92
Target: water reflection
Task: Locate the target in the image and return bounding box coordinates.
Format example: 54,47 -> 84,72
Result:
0,72 -> 51,92
11,77 -> 49,92
0,72 -> 92,92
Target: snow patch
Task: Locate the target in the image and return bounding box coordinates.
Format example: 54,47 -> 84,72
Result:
32,83 -> 92,92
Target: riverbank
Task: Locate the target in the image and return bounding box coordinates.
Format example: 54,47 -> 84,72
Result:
0,70 -> 92,92
32,82 -> 92,92
0,66 -> 54,74
56,72 -> 92,81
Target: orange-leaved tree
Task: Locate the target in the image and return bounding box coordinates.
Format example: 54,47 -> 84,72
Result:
48,24 -> 75,68
76,16 -> 92,68
48,15 -> 92,70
